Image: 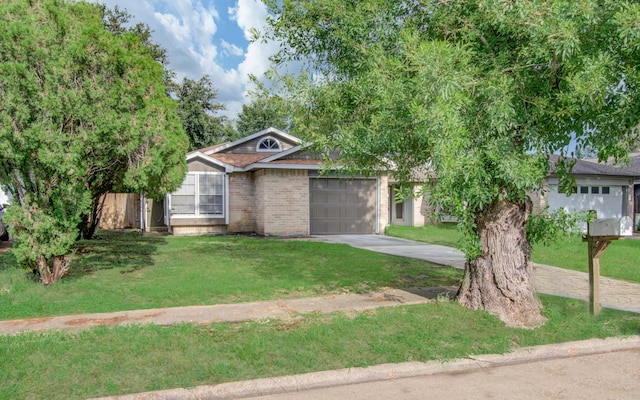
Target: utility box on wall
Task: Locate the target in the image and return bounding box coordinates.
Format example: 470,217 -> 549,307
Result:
587,216 -> 633,237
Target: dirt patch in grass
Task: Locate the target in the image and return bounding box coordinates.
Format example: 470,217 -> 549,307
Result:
0,240 -> 12,254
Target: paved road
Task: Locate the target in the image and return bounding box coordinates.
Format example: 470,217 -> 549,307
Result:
93,337 -> 640,400
241,348 -> 640,400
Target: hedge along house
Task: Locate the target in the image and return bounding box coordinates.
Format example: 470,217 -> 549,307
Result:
148,128 -> 390,236
530,154 -> 638,223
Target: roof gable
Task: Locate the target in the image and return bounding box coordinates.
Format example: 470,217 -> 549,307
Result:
205,127 -> 302,155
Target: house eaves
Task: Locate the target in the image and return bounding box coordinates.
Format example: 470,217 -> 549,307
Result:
186,151 -> 234,173
237,162 -> 325,172
257,143 -> 313,163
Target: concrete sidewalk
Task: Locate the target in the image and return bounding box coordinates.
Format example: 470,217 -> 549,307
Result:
0,288 -> 441,335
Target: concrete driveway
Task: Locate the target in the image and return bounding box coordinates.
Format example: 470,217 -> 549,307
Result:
316,234 -> 640,314
316,234 -> 466,269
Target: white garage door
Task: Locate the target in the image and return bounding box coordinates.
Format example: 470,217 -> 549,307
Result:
547,184 -> 625,219
309,178 -> 377,234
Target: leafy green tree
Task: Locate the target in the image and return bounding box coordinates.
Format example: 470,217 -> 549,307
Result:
172,76 -> 236,150
236,94 -> 290,136
0,0 -> 188,284
265,0 -> 640,327
77,4 -> 179,241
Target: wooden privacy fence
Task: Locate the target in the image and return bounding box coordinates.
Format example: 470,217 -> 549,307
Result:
98,193 -> 141,230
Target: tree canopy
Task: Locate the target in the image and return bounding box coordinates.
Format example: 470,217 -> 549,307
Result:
236,94 -> 290,136
171,76 -> 237,151
265,0 -> 640,327
0,0 -> 188,283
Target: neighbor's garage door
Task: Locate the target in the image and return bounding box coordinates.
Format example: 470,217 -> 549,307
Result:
309,178 -> 377,234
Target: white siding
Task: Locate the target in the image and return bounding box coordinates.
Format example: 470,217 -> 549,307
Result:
0,188 -> 9,205
547,184 -> 624,219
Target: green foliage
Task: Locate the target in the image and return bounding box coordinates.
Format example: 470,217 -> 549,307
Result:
526,208 -> 589,246
264,0 -> 640,255
0,0 -> 188,278
236,86 -> 291,135
171,76 -> 236,150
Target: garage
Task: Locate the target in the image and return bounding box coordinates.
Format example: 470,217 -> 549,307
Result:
309,178 -> 377,234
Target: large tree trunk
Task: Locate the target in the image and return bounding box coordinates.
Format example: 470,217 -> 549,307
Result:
38,255 -> 70,285
456,197 -> 546,328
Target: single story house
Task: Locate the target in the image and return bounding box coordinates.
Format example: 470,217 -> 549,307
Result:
531,154 -> 638,222
102,132 -> 640,234
144,127 -> 391,236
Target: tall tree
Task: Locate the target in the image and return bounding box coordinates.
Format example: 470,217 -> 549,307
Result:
265,0 -> 640,327
236,95 -> 290,136
0,0 -> 188,284
77,4 -> 178,240
172,76 -> 236,150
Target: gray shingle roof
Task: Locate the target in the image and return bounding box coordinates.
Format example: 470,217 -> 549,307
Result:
549,154 -> 639,177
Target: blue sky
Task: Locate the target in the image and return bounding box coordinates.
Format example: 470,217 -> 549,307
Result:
89,0 -> 279,119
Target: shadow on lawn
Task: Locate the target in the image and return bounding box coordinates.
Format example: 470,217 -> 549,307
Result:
68,230 -> 168,279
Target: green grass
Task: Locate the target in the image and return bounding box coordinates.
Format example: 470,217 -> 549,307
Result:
0,230 -> 638,399
0,296 -> 637,400
0,231 -> 462,320
387,225 -> 640,283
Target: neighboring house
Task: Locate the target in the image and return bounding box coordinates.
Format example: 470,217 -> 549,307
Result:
585,152 -> 640,227
387,183 -> 430,227
144,127 -> 390,236
531,155 -> 638,222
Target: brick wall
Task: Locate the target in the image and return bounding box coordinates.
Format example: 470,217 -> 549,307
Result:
255,169 -> 309,235
228,172 -> 256,232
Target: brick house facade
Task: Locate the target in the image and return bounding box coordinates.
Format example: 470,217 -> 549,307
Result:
163,128 -> 389,236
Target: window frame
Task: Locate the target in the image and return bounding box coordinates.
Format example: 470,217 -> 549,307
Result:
256,136 -> 282,152
170,171 -> 228,220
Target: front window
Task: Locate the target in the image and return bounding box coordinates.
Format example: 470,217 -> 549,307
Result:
171,172 -> 225,216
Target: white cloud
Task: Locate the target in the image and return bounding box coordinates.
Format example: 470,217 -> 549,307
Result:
86,0 -> 282,120
221,40 -> 244,57
155,12 -> 190,42
229,0 -> 279,90
228,0 -> 268,40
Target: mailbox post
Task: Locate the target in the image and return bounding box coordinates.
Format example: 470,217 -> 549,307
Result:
583,212 -> 633,315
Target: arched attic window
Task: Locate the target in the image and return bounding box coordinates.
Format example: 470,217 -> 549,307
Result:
256,136 -> 282,152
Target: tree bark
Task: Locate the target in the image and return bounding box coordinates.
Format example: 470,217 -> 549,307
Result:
457,197 -> 546,328
38,255 -> 70,285
79,193 -> 106,240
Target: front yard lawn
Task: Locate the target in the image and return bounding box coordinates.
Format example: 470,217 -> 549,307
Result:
0,231 -> 462,320
387,225 -> 640,283
1,296 -> 638,400
0,231 -> 638,399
